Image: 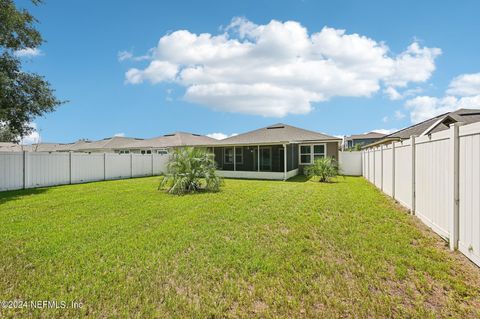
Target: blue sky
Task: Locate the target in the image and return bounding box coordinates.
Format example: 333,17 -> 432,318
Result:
16,0 -> 480,143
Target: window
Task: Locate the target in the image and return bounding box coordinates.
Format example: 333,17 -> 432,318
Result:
224,148 -> 234,164
117,150 -> 129,154
235,147 -> 243,164
157,149 -> 168,155
141,150 -> 146,154
313,144 -> 325,161
299,144 -> 326,164
300,145 -> 311,164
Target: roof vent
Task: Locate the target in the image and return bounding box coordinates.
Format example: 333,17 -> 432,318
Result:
267,125 -> 285,129
163,134 -> 176,137
192,133 -> 201,136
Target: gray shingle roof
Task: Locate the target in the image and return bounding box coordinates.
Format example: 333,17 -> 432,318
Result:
346,131 -> 386,141
213,123 -> 341,145
384,108 -> 480,140
76,136 -> 144,150
125,132 -> 217,149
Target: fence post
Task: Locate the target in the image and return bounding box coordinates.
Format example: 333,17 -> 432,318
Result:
104,153 -> 107,180
69,151 -> 73,184
130,153 -> 133,178
449,123 -> 461,250
380,145 -> 384,191
392,142 -> 396,200
151,153 -> 154,176
410,135 -> 416,214
373,148 -> 375,184
23,150 -> 27,189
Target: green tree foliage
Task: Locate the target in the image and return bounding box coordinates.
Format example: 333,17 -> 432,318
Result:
159,147 -> 223,195
304,157 -> 339,182
0,0 -> 63,143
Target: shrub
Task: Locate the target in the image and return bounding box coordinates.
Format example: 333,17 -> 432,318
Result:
159,147 -> 223,194
304,157 -> 339,182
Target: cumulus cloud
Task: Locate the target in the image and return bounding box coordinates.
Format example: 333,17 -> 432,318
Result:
394,110 -> 406,120
124,17 -> 441,117
118,50 -> 152,62
114,132 -> 125,137
206,132 -> 238,140
14,48 -> 42,58
20,123 -> 40,145
446,73 -> 480,96
404,72 -> 480,123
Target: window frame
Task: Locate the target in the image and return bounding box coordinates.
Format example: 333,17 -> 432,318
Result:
299,143 -> 327,165
224,147 -> 234,164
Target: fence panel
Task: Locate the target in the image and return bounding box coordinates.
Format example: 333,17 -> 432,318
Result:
382,145 -> 393,196
26,152 -> 70,188
72,153 -> 105,183
105,154 -> 131,180
393,141 -> 412,209
153,154 -> 169,175
338,151 -> 362,176
458,123 -> 480,265
0,152 -> 24,191
374,147 -> 382,188
368,149 -> 375,183
415,132 -> 451,238
132,154 -> 153,177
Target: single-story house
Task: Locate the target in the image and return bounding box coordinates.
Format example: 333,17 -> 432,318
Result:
119,132 -> 217,154
364,108 -> 480,148
344,131 -> 385,149
209,123 -> 341,180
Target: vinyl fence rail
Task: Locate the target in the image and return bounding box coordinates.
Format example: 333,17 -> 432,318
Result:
0,152 -> 169,192
362,121 -> 480,267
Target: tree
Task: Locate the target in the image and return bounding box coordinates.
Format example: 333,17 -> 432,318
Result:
0,0 -> 63,143
159,147 -> 223,195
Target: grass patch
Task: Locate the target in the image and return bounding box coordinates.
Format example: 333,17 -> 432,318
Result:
0,176 -> 479,317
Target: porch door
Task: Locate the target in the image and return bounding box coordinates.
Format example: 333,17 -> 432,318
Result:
260,147 -> 271,171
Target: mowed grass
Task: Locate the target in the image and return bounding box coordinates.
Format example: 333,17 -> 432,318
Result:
1,176 -> 480,318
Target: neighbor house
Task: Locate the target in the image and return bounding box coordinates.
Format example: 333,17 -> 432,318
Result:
364,108 -> 480,148
210,123 -> 341,180
119,132 -> 217,154
344,131 -> 386,149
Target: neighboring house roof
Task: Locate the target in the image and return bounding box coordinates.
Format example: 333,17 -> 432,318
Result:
125,132 -> 217,149
213,123 -> 341,146
346,131 -> 386,141
0,142 -> 23,152
76,136 -> 144,151
384,108 -> 480,140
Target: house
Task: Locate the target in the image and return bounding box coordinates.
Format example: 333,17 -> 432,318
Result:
210,123 -> 341,180
344,131 -> 386,149
0,142 -> 23,152
71,136 -> 144,153
365,108 -> 480,148
120,132 -> 217,154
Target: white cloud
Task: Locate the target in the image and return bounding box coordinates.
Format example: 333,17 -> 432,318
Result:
384,87 -> 402,100
14,48 -> 42,58
405,95 -> 480,123
20,123 -> 40,145
404,72 -> 480,123
382,116 -> 388,123
394,110 -> 406,120
118,50 -> 152,62
446,73 -> 480,96
371,128 -> 397,135
206,132 -> 238,140
114,132 -> 125,137
124,17 -> 441,117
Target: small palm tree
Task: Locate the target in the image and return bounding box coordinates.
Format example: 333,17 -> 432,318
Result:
304,157 -> 339,182
159,147 -> 223,194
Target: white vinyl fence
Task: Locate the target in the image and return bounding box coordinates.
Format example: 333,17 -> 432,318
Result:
338,151 -> 362,176
363,122 -> 480,267
0,152 -> 169,192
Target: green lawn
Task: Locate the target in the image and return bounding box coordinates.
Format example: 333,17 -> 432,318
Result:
1,176 -> 480,318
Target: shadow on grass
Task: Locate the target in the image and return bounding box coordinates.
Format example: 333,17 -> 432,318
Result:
285,175 -> 310,183
286,174 -> 347,183
0,187 -> 49,206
